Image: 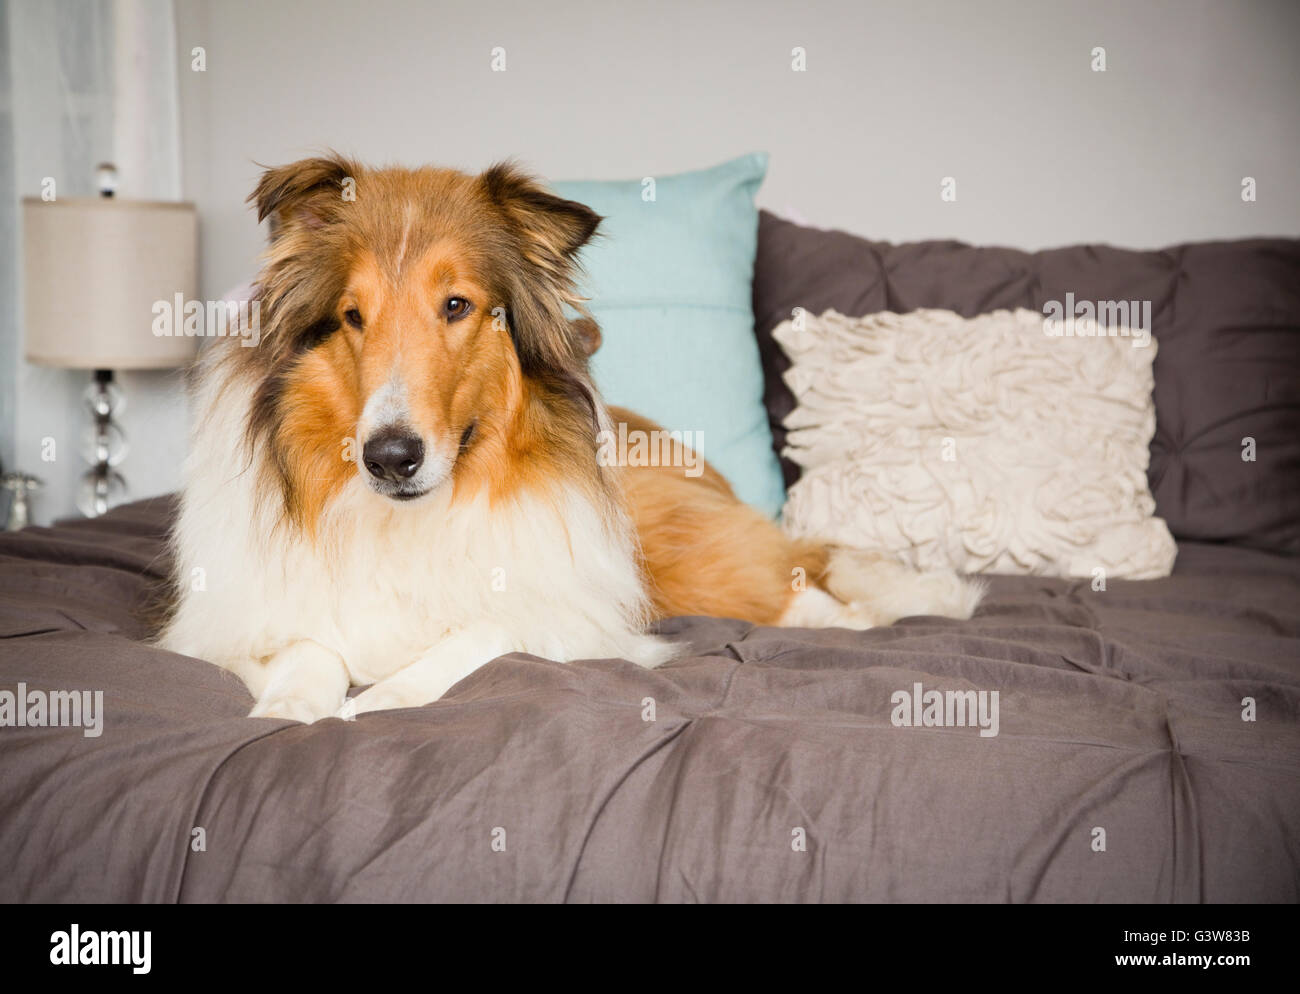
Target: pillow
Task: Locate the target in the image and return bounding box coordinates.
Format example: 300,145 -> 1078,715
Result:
752,211 -> 1300,553
777,307 -> 1178,579
553,155 -> 785,516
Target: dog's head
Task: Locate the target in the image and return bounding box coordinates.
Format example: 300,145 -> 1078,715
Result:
243,154 -> 602,520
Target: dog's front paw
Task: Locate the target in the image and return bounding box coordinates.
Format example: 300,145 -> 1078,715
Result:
249,693 -> 338,723
346,680 -> 439,717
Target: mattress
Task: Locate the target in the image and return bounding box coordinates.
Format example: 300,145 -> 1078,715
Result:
1,498 -> 1297,902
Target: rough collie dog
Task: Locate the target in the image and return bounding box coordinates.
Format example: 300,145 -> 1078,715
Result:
159,155 -> 981,721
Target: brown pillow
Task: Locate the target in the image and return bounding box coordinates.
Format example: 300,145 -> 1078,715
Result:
752,211 -> 1300,552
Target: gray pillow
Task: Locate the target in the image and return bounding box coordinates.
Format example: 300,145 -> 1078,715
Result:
752,211 -> 1300,553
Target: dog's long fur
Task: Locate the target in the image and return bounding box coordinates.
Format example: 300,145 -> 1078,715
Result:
158,155 -> 981,720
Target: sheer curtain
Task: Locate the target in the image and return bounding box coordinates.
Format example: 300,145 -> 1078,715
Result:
0,1 -> 17,488
2,0 -> 184,524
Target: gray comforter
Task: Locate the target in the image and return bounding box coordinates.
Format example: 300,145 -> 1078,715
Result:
1,498 -> 1297,902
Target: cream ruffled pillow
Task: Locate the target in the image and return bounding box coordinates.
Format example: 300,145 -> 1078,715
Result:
776,308 -> 1176,579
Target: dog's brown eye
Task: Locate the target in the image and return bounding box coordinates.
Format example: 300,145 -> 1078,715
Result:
444,297 -> 471,322
344,308 -> 364,329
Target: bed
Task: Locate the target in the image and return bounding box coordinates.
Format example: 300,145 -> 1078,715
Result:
3,218 -> 1297,903
1,496 -> 1297,901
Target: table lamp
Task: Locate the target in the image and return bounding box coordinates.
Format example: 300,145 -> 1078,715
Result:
22,165 -> 198,517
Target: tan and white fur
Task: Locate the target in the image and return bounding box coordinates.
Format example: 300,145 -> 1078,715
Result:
158,156 -> 981,721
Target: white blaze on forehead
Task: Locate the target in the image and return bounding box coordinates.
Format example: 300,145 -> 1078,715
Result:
393,201 -> 416,279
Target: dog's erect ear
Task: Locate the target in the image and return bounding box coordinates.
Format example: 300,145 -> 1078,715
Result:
250,154 -> 360,240
480,162 -> 601,264
479,162 -> 603,388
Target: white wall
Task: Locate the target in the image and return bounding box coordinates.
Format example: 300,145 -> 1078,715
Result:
176,0 -> 1300,300
10,0 -> 1299,522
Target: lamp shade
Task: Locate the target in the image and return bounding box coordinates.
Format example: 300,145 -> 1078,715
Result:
23,197 -> 198,369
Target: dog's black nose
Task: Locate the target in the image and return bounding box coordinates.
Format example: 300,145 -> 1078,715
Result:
363,431 -> 424,482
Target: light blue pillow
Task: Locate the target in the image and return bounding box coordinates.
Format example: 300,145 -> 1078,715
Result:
553,153 -> 785,517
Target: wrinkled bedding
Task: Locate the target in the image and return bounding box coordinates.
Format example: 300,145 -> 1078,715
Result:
1,498 -> 1297,902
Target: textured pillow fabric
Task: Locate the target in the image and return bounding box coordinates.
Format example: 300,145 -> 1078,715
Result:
553,155 -> 785,516
777,308 -> 1177,579
752,211 -> 1300,553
